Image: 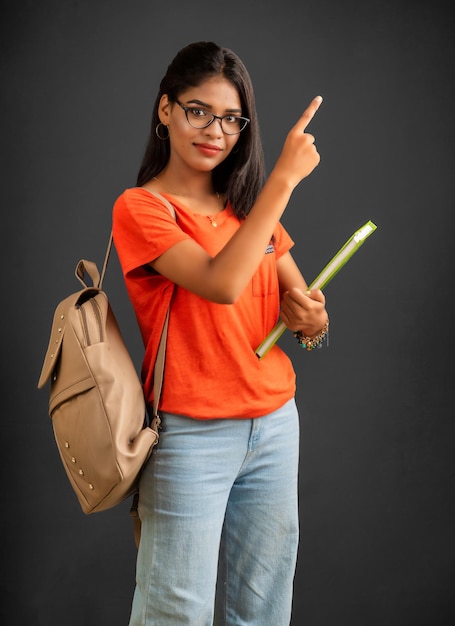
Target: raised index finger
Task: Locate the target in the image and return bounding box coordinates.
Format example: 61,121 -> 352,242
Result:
296,95 -> 323,133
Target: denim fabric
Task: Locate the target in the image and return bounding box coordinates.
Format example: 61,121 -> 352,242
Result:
129,398 -> 300,626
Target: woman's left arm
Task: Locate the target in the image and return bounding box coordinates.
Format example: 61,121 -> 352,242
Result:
276,251 -> 328,337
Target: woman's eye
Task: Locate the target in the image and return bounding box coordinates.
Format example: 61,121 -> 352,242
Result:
224,115 -> 238,124
190,108 -> 208,118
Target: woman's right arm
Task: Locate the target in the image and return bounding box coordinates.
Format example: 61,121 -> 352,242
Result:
151,96 -> 323,304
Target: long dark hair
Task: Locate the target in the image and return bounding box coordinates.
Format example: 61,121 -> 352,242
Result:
136,42 -> 266,218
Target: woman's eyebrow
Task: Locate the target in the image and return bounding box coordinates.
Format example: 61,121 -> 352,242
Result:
186,98 -> 242,113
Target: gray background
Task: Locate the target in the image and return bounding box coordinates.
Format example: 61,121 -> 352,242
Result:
2,0 -> 454,624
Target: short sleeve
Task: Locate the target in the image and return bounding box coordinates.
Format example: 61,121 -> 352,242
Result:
273,222 -> 294,259
112,188 -> 191,275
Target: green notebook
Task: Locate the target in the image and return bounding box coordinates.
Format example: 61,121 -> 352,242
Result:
255,220 -> 377,359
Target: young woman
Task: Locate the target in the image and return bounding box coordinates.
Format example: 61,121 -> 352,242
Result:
113,41 -> 328,626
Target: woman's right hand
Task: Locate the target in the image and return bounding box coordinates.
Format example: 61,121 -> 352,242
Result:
272,96 -> 323,190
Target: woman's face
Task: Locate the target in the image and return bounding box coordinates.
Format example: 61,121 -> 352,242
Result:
158,76 -> 243,174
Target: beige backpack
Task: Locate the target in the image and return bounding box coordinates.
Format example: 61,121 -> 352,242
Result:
38,193 -> 175,515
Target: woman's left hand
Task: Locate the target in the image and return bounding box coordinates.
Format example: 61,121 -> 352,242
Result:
280,287 -> 328,337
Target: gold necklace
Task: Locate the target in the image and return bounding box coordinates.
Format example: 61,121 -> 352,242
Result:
207,215 -> 218,228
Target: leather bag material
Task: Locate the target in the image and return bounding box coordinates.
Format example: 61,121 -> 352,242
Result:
38,266 -> 158,514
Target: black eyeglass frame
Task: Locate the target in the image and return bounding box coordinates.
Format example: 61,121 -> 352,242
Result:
175,100 -> 250,135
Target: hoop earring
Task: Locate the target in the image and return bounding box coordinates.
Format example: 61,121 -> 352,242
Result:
155,123 -> 170,140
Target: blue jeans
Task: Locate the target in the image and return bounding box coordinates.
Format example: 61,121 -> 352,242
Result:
129,398 -> 300,626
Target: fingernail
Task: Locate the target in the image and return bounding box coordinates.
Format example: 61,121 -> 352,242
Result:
316,96 -> 323,103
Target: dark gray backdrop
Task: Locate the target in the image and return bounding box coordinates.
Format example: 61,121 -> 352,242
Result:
2,0 -> 454,624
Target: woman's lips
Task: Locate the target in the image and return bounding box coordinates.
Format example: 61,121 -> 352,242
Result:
194,143 -> 222,156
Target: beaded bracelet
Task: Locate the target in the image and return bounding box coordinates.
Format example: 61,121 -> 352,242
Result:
293,319 -> 329,351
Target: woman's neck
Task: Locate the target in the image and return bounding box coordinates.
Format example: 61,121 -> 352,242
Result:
154,166 -> 216,199
145,168 -> 225,216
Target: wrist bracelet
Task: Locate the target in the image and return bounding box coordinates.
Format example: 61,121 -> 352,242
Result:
293,319 -> 329,351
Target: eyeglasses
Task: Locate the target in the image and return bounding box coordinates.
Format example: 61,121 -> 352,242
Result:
175,100 -> 250,135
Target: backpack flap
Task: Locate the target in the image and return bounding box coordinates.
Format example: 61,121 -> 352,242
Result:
38,291 -> 78,389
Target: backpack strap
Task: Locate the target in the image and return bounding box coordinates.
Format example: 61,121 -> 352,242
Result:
147,192 -> 177,426
99,231 -> 113,289
152,308 -> 170,425
113,190 -> 177,426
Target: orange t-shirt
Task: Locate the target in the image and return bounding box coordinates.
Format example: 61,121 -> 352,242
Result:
112,187 -> 296,419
